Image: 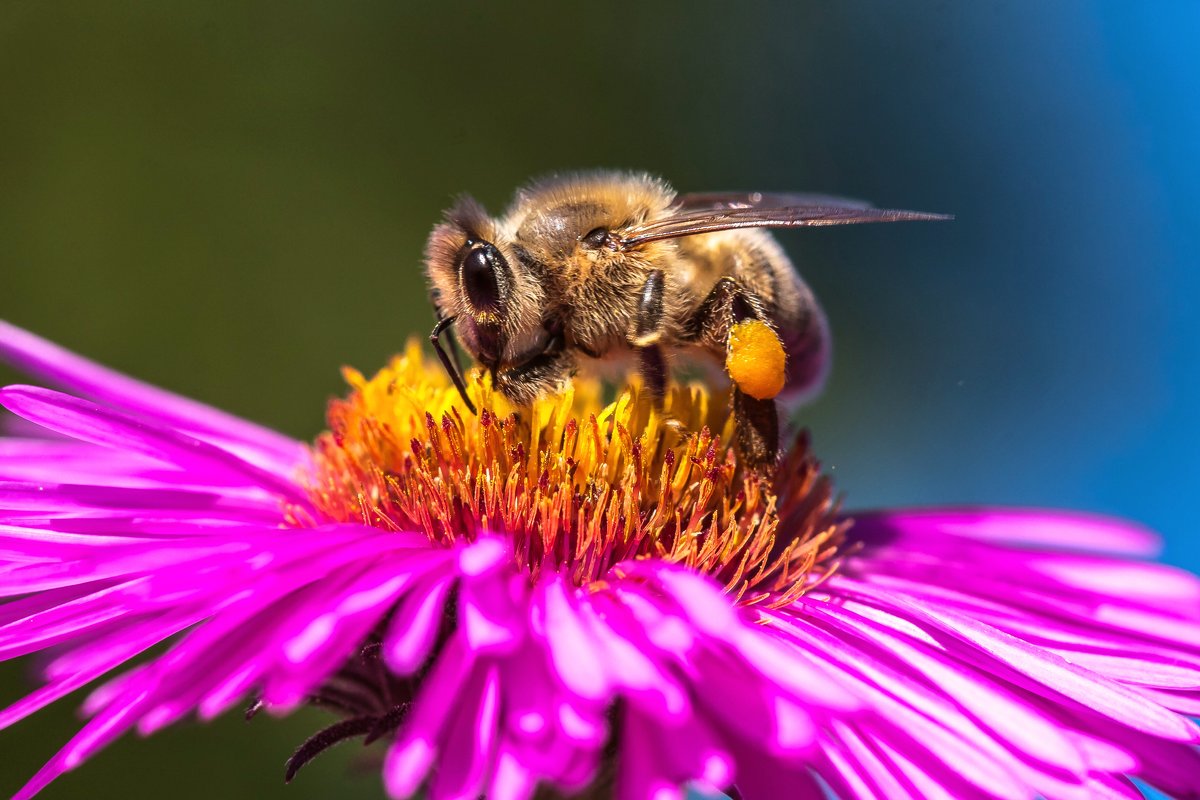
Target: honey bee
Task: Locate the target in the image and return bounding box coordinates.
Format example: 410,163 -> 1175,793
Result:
424,172 -> 948,467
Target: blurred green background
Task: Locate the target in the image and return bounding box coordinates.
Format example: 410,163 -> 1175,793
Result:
2,2 -> 1198,798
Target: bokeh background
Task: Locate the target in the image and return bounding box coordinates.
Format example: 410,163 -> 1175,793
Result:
2,2 -> 1197,798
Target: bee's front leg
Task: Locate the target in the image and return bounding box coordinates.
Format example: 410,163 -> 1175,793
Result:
630,269 -> 668,405
686,277 -> 784,472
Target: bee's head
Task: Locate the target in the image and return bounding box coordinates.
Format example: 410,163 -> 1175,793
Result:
425,197 -> 556,396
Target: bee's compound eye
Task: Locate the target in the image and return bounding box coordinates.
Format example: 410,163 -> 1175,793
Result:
460,244 -> 505,313
581,227 -> 610,249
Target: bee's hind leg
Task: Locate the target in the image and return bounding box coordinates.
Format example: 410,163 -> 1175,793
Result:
685,277 -> 784,473
732,389 -> 779,474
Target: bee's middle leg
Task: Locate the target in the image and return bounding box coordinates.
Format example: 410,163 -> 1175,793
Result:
685,277 -> 781,471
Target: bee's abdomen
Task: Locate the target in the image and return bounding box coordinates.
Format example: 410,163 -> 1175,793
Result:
775,299 -> 830,403
747,242 -> 830,403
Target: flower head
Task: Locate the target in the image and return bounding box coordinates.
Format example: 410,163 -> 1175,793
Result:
1,319 -> 1199,800
304,341 -> 843,606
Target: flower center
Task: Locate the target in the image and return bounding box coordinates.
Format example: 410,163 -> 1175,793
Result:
298,341 -> 846,606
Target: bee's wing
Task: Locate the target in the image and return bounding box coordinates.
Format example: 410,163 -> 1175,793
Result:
675,191 -> 874,212
619,193 -> 950,248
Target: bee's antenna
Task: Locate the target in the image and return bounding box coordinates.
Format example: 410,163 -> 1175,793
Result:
429,316 -> 478,415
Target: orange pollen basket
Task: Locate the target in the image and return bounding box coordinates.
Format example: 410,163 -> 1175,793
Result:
297,341 -> 847,607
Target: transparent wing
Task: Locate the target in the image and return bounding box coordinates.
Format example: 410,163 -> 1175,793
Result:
619,192 -> 950,247
676,191 -> 874,212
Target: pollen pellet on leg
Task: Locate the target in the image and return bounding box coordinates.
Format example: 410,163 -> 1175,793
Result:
726,319 -> 787,400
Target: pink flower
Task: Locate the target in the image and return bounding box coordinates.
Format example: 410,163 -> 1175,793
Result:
1,319 -> 1198,800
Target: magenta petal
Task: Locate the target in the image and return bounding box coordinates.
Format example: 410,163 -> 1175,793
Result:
0,438 -> 173,485
488,742 -> 538,800
1059,650 -> 1200,689
765,611 -> 1037,797
101,530 -> 413,731
1124,736 -> 1200,797
612,584 -> 698,656
637,565 -> 740,638
0,536 -> 263,600
687,644 -> 815,758
263,557 -> 437,708
384,570 -> 455,675
729,623 -> 860,713
458,545 -> 525,655
0,481 -> 283,528
280,550 -> 447,667
1090,603 -> 1200,650
458,536 -> 509,575
850,737 -> 958,800
581,593 -> 691,722
4,321 -> 1200,800
500,649 -> 555,739
851,508 -> 1162,557
1066,731 -> 1138,772
616,709 -> 685,800
554,695 -> 607,748
890,593 -> 1199,742
0,521 -> 175,549
0,320 -> 303,467
868,707 -> 1028,799
822,721 -> 919,800
0,672 -> 107,732
500,733 -> 592,797
729,744 -> 825,800
42,603 -> 211,685
1137,686 -> 1200,715
536,574 -> 610,701
385,737 -> 436,799
0,386 -> 307,504
643,707 -> 733,792
13,688 -> 154,800
791,599 -> 1088,775
1024,555 -> 1200,608
427,663 -> 501,800
386,637 -> 477,797
1083,775 -> 1144,800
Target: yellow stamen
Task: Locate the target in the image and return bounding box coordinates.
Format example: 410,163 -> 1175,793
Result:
297,340 -> 845,607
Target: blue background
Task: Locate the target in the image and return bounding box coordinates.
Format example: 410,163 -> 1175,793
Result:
1,3 -> 1197,798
